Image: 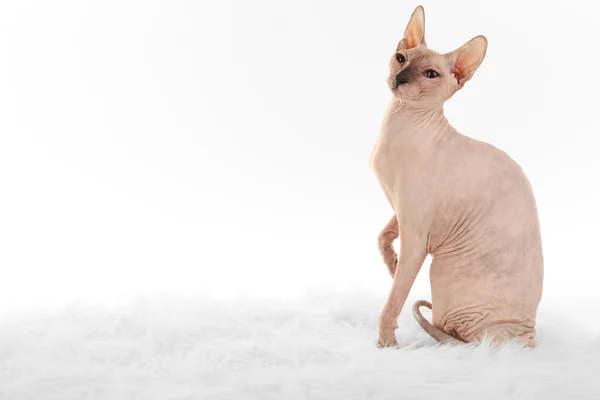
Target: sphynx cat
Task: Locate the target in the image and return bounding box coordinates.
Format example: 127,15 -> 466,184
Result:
370,6 -> 544,348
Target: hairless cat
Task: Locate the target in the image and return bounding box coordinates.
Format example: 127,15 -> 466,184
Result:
370,6 -> 544,348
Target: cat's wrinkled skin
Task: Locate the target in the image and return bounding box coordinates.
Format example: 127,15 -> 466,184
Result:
370,5 -> 543,349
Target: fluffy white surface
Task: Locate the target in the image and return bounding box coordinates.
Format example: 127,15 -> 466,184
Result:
0,291 -> 598,400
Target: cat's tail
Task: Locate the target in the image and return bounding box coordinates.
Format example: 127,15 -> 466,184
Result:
412,300 -> 466,345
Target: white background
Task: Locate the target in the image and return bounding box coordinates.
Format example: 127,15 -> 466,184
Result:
1,0 -> 598,327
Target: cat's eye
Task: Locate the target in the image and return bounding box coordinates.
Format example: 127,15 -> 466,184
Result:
424,70 -> 440,78
396,53 -> 406,64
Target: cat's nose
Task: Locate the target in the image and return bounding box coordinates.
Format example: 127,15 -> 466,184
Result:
395,69 -> 411,87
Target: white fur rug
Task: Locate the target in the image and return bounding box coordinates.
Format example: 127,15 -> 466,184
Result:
0,291 -> 598,400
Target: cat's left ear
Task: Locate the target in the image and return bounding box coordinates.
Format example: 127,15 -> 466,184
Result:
446,35 -> 487,88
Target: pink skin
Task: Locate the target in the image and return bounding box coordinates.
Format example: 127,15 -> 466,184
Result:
370,6 -> 543,348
